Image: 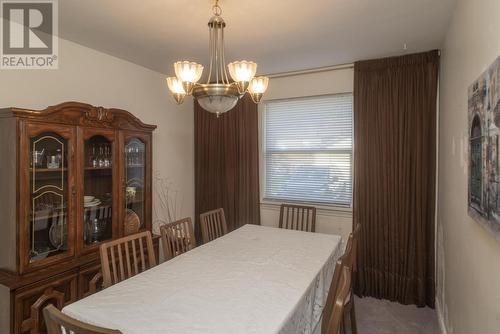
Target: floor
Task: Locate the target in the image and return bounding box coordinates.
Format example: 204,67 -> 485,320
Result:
354,296 -> 440,334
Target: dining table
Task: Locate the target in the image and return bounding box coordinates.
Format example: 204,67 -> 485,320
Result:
63,224 -> 343,334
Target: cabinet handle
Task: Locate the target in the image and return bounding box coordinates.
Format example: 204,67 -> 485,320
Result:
72,187 -> 76,196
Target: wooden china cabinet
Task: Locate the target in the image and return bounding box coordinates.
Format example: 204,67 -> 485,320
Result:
0,102 -> 157,334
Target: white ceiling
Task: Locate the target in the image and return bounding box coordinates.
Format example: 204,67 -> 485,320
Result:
59,0 -> 456,75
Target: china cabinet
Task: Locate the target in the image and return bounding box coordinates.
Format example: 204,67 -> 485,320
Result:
0,102 -> 158,334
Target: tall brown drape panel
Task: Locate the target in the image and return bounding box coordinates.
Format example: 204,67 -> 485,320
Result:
353,50 -> 439,307
194,95 -> 260,242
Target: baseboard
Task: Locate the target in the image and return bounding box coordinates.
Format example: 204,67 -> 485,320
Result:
435,298 -> 449,334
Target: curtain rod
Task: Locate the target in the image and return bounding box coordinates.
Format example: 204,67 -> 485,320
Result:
265,49 -> 442,78
265,63 -> 354,79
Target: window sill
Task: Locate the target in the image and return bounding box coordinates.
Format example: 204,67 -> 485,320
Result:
260,200 -> 352,217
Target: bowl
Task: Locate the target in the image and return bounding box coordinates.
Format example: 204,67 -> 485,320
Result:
84,196 -> 95,203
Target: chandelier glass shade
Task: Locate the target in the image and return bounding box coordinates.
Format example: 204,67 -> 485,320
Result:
166,77 -> 186,104
248,76 -> 269,103
166,0 -> 269,116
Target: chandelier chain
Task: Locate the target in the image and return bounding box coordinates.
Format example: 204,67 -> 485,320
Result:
212,0 -> 222,16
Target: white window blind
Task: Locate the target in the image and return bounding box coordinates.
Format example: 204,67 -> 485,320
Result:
263,94 -> 353,206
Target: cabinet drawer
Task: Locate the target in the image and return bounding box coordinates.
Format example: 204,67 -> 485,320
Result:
14,271 -> 77,334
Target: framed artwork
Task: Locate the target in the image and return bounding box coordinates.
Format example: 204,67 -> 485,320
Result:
468,56 -> 500,241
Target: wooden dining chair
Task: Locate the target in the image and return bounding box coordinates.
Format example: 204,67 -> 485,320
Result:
200,208 -> 228,243
342,223 -> 361,334
322,238 -> 351,334
323,265 -> 353,334
160,217 -> 197,260
278,203 -> 316,232
321,224 -> 361,334
99,231 -> 157,288
43,304 -> 122,334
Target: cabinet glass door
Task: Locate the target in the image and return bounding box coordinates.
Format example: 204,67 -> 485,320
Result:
125,138 -> 146,229
83,135 -> 114,245
29,131 -> 71,264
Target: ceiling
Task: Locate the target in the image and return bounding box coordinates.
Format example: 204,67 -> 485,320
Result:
59,0 -> 456,75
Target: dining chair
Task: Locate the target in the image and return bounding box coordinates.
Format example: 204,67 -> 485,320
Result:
342,223 -> 361,334
200,208 -> 228,243
323,265 -> 353,334
321,237 -> 352,334
321,223 -> 361,334
278,203 -> 316,232
84,272 -> 103,298
160,217 -> 197,260
99,231 -> 157,288
43,304 -> 122,334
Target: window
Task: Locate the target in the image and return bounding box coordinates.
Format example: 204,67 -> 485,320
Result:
262,94 -> 353,206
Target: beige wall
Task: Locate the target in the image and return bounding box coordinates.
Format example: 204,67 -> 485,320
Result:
258,67 -> 354,240
438,0 -> 500,333
0,38 -> 195,232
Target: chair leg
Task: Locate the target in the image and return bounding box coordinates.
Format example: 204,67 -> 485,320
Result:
350,292 -> 358,334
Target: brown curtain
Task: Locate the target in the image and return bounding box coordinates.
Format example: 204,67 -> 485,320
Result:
353,50 -> 439,307
194,95 -> 260,242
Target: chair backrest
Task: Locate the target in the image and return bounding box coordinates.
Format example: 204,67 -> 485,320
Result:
100,231 -> 157,288
341,233 -> 355,268
321,250 -> 349,333
321,226 -> 359,333
200,208 -> 228,243
351,223 -> 361,272
337,223 -> 361,270
43,304 -> 122,334
160,217 -> 196,260
279,204 -> 316,232
324,265 -> 352,334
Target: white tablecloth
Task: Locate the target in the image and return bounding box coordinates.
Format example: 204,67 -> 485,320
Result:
63,224 -> 342,334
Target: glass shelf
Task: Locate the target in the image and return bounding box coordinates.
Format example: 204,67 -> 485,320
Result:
83,136 -> 113,245
84,167 -> 112,171
29,132 -> 69,263
125,138 -> 145,229
30,168 -> 68,172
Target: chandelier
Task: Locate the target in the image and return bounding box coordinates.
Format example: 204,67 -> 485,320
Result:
166,0 -> 269,116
